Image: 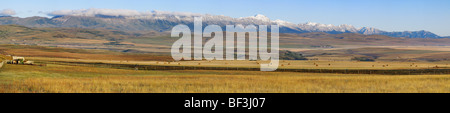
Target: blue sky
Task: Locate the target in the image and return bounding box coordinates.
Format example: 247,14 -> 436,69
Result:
2,0 -> 450,36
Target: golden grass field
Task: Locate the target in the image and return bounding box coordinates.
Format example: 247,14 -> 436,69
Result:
0,64 -> 448,93
0,44 -> 448,93
0,25 -> 449,93
29,57 -> 450,70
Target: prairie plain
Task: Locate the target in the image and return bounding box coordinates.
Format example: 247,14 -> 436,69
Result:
0,25 -> 449,93
0,44 -> 448,93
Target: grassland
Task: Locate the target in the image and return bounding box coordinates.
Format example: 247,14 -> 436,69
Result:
28,57 -> 450,70
2,25 -> 450,56
0,44 -> 173,61
0,38 -> 449,93
0,64 -> 448,93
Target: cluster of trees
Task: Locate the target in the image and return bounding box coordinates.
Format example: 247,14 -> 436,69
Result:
280,50 -> 307,60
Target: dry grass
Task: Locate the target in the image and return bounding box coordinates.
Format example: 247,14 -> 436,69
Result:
0,44 -> 173,61
29,57 -> 450,70
0,44 -> 448,93
0,64 -> 448,93
3,73 -> 449,93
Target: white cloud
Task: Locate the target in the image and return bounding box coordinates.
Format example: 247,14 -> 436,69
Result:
48,8 -> 203,17
0,9 -> 16,16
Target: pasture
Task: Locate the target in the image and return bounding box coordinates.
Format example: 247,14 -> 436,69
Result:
0,44 -> 448,93
0,64 -> 448,93
29,57 -> 450,70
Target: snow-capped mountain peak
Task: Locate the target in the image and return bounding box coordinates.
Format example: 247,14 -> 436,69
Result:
1,9 -> 442,38
239,14 -> 271,22
273,19 -> 294,26
358,27 -> 384,35
253,14 -> 270,21
305,22 -> 319,26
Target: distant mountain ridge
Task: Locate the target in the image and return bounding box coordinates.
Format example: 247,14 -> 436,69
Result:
0,10 -> 445,38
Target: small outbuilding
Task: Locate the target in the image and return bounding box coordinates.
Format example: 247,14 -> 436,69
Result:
7,56 -> 33,65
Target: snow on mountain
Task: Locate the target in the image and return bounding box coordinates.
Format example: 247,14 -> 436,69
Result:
296,22 -> 358,33
241,14 -> 271,22
44,9 -> 426,35
0,9 -> 443,38
358,27 -> 385,35
273,19 -> 295,26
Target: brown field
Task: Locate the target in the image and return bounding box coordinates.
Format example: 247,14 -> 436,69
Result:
0,45 -> 173,61
0,64 -> 448,93
0,44 -> 449,93
28,57 -> 450,70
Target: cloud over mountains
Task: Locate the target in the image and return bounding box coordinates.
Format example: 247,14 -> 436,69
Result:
0,8 -> 443,38
0,9 -> 16,16
47,8 -> 202,17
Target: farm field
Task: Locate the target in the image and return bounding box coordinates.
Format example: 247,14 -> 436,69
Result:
0,64 -> 448,93
0,44 -> 449,93
29,57 -> 450,70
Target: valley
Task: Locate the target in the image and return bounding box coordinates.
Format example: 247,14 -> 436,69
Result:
0,23 -> 448,93
0,42 -> 448,93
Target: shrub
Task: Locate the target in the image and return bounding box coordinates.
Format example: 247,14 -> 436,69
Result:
280,50 -> 308,60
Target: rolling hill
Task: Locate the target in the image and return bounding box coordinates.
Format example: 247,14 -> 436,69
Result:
0,24 -> 449,62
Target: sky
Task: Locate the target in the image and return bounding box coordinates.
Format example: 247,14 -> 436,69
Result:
1,0 -> 450,36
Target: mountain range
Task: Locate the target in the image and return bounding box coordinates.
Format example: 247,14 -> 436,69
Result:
0,10 -> 445,38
